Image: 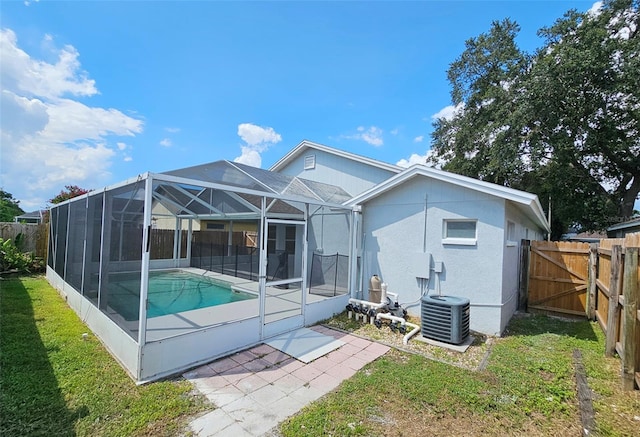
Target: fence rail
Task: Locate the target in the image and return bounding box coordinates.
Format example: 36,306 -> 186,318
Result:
523,233 -> 639,390
590,234 -> 640,391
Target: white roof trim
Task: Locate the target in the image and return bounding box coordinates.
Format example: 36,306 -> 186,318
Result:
347,164 -> 550,233
269,140 -> 402,174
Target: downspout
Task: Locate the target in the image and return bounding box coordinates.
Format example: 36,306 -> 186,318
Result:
349,207 -> 361,299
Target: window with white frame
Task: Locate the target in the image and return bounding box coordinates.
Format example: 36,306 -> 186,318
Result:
506,221 -> 517,246
443,219 -> 477,245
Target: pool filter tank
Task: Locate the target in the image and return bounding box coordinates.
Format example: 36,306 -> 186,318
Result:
369,274 -> 382,303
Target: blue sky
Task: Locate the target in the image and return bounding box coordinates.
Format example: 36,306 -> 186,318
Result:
1,0 -> 598,210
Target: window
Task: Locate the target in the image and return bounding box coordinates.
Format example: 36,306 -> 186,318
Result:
506,221 -> 517,246
304,155 -> 316,170
206,223 -> 225,230
285,225 -> 296,254
443,219 -> 477,246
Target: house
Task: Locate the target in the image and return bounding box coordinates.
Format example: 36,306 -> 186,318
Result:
46,139 -> 548,382
271,140 -> 550,335
14,210 -> 46,224
607,217 -> 640,238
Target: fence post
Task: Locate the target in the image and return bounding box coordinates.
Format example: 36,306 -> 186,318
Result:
605,245 -> 623,357
518,239 -> 531,311
587,244 -> 598,320
621,247 -> 638,390
234,245 -> 239,278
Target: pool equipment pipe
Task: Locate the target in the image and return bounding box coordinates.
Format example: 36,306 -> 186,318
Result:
375,313 -> 420,345
347,298 -> 387,323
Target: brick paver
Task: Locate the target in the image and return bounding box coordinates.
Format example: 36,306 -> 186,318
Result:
185,327 -> 389,436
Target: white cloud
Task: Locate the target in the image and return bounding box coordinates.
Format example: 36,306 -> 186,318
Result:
1,29 -> 97,100
233,123 -> 282,168
234,147 -> 262,167
159,138 -> 172,147
396,149 -> 441,169
430,103 -> 464,122
237,123 -> 282,147
390,128 -> 399,136
165,127 -> 180,133
0,29 -> 143,210
414,135 -> 424,143
397,153 -> 427,167
588,1 -> 603,17
345,125 -> 384,146
117,142 -> 127,151
124,155 -> 133,162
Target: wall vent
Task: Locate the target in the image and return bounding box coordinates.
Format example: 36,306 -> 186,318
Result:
421,295 -> 470,344
304,154 -> 316,170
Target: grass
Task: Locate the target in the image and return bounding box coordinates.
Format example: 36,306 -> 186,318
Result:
2,275 -> 638,436
280,313 -> 640,436
0,276 -> 208,437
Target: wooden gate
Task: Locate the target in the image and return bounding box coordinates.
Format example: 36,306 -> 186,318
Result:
526,241 -> 590,316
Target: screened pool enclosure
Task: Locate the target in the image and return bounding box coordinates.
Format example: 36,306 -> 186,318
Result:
47,161 -> 357,382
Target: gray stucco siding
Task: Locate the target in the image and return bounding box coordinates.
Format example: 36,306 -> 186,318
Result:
358,176 -> 508,335
276,149 -> 396,197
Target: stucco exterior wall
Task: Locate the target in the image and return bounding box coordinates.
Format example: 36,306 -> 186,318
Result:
275,149 -> 396,197
497,202 -> 547,332
359,176 -> 508,335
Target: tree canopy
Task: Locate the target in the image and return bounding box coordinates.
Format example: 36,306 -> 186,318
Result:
49,185 -> 91,205
430,0 -> 639,237
0,190 -> 25,222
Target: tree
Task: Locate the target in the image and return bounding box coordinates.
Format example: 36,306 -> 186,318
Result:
49,185 -> 91,204
0,190 -> 25,222
430,0 -> 640,236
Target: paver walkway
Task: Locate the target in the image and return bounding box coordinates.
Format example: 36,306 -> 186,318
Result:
185,325 -> 390,436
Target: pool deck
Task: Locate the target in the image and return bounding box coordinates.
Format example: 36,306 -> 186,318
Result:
142,268 -> 338,341
185,325 -> 390,436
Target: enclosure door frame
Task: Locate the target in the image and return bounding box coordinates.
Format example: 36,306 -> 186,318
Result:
259,217 -> 308,339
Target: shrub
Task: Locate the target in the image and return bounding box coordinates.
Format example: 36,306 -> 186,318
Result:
0,238 -> 45,274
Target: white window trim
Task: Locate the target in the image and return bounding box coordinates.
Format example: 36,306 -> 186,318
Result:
442,219 -> 477,246
443,237 -> 477,246
506,220 -> 517,247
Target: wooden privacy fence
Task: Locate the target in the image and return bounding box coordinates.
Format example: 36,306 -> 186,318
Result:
590,234 -> 640,391
0,222 -> 49,259
521,234 -> 640,390
524,240 -> 591,316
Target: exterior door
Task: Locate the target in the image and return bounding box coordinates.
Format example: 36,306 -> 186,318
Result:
260,219 -> 307,338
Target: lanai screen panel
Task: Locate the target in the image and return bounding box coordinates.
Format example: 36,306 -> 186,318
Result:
84,192 -> 103,304
99,180 -> 145,338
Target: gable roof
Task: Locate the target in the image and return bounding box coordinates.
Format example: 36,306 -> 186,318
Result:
347,164 -> 550,232
269,140 -> 402,174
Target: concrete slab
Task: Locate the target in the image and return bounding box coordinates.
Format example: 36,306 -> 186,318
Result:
413,334 -> 475,352
265,327 -> 344,363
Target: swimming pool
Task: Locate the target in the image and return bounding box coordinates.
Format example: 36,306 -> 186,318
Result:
108,270 -> 257,320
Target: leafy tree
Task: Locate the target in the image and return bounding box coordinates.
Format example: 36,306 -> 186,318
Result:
0,190 -> 25,222
430,0 -> 639,236
49,185 -> 91,204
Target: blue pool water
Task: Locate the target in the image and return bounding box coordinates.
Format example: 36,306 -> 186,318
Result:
108,270 -> 256,319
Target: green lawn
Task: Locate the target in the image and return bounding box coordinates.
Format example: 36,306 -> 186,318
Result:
280,313 -> 640,436
0,276 -> 207,437
2,276 -> 638,436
